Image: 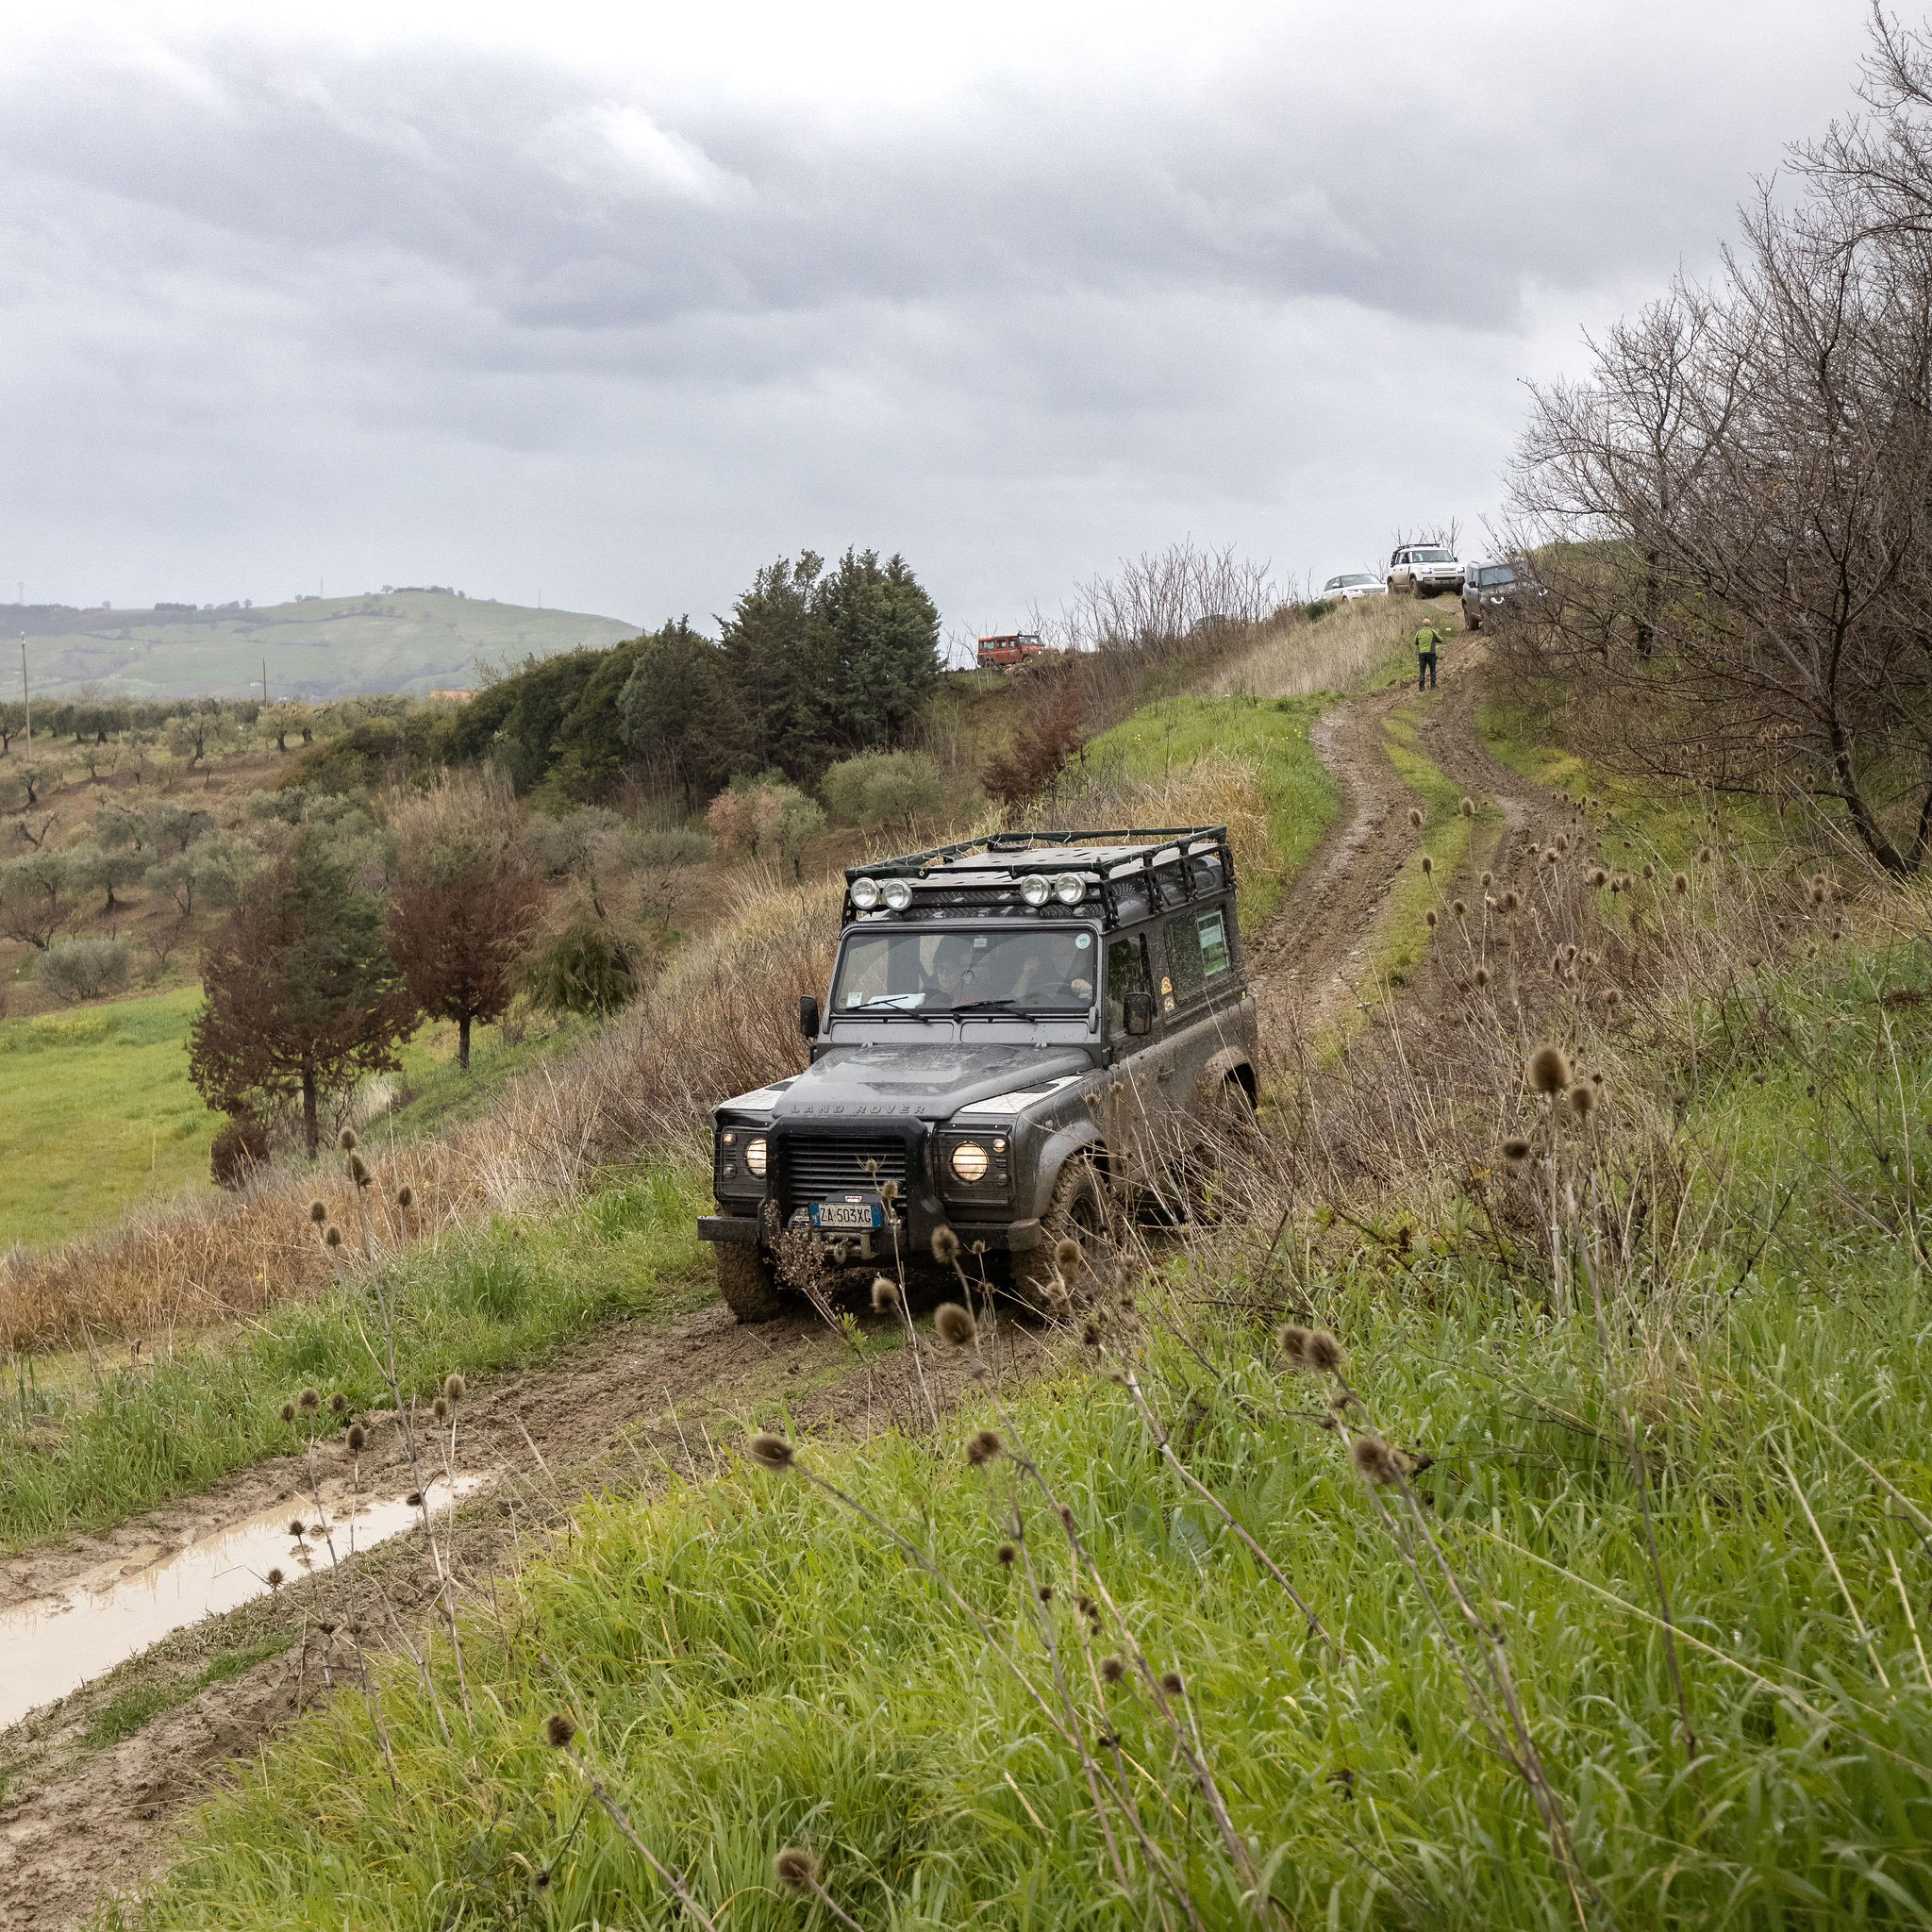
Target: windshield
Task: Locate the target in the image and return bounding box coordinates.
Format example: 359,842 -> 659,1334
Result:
1333,574 -> 1374,587
833,926 -> 1097,1015
1412,548 -> 1455,563
1477,565 -> 1516,588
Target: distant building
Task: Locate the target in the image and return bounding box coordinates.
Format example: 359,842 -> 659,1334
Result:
975,632 -> 1046,672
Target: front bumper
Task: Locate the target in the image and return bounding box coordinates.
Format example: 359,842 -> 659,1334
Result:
697,1210 -> 1044,1255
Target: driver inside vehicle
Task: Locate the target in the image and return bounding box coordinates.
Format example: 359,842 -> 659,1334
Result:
922,934 -> 978,1006
1011,930 -> 1094,1008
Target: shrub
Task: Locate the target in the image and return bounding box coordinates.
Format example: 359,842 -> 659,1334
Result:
39,936 -> 133,1006
633,826 -> 711,868
209,1116 -> 271,1191
820,750 -> 948,831
522,918 -> 643,1016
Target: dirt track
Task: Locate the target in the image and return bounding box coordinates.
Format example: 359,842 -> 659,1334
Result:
0,630 -> 1571,1929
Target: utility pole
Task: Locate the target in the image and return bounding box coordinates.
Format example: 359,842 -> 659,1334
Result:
20,630 -> 30,758
262,656 -> 269,705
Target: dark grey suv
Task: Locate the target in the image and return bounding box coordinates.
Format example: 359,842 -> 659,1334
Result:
697,826 -> 1260,1320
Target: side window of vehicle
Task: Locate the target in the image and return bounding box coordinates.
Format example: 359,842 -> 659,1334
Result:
1105,932 -> 1152,1036
1164,906 -> 1231,1008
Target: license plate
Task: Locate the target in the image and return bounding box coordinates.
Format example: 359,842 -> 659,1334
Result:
811,1201 -> 880,1230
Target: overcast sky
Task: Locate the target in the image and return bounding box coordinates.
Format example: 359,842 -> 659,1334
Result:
0,0 -> 1873,648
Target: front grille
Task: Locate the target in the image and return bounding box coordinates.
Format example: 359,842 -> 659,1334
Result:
781,1135 -> 910,1212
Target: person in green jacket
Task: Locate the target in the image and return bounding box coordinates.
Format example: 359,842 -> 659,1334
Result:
1414,617 -> 1442,691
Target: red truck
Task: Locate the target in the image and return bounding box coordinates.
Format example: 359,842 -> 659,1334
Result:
975,632 -> 1046,672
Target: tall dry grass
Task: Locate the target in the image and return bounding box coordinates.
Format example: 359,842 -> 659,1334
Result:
1208,594 -> 1419,700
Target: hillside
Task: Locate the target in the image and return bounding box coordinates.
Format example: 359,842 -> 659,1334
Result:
10,591 -> 640,701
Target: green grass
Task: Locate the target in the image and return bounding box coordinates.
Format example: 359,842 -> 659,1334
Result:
120,1015 -> 1932,1925
0,1160 -> 712,1551
1087,693 -> 1341,924
78,1639 -> 288,1752
0,987 -> 588,1254
0,988 -> 218,1249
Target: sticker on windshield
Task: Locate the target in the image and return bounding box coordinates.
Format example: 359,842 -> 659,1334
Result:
1074,933 -> 1091,950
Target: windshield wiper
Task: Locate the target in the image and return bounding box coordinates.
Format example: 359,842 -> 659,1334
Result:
950,998 -> 1025,1014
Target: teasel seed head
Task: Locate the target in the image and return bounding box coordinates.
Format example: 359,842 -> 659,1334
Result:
1350,1434 -> 1405,1486
1503,890 -> 1522,913
1589,867 -> 1607,888
280,1401 -> 296,1423
433,1396 -> 448,1421
965,1429 -> 1003,1466
1159,1671 -> 1185,1698
1555,832 -> 1570,854
1642,862 -> 1655,879
396,1184 -> 414,1208
299,1387 -> 320,1411
1037,1583 -> 1054,1603
1473,964 -> 1491,988
774,1848 -> 819,1893
339,1126 -> 358,1152
1697,844 -> 1714,864
934,1301 -> 976,1347
1460,796 -> 1474,818
747,1432 -> 794,1472
1529,1044 -> 1572,1094
325,1224 -> 342,1249
1425,909 -> 1437,929
1673,871 -> 1689,894
1502,1136 -> 1531,1163
266,1566 -> 284,1590
1481,870 -> 1493,887
996,1541 -> 1016,1566
289,1518 -> 306,1538
931,1226 -> 960,1264
1305,1329 -> 1342,1374
347,1152 -> 371,1189
871,1275 -> 900,1312
1570,1082 -> 1596,1119
1543,847 -> 1560,867
1276,1323 -> 1310,1365
347,1423 -> 366,1452
1420,854 -> 1434,875
543,1712 -> 575,1749
1081,1319 -> 1102,1346
406,1490 -> 424,1507
444,1374 -> 465,1402
1054,1237 -> 1083,1274
880,1177 -> 899,1203
1101,1655 -> 1125,1684
1452,898 -> 1467,919
308,1200 -> 327,1224
1407,807 -> 1423,829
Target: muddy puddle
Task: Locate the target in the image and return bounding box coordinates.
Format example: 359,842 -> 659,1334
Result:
0,1473 -> 489,1732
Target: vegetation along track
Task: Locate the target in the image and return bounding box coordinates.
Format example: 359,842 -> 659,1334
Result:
0,631 -> 1556,1928
0,1302 -> 1058,1929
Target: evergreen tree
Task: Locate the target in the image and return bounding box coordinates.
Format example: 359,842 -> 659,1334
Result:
614,621 -> 741,807
188,833 -> 418,1158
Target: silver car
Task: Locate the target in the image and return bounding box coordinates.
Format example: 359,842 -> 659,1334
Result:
1386,544 -> 1464,597
1320,573 -> 1387,603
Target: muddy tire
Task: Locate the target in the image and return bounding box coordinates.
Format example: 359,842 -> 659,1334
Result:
716,1243 -> 785,1323
1013,1156 -> 1110,1304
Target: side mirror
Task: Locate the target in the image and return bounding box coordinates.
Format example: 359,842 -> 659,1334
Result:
1123,991 -> 1156,1037
799,994 -> 821,1040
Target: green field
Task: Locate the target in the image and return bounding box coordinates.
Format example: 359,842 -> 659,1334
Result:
0,989 -> 583,1252
27,591 -> 639,701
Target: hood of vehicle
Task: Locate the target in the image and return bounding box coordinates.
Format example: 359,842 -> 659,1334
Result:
727,1042 -> 1091,1123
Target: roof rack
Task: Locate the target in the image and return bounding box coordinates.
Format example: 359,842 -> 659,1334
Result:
841,825 -> 1235,929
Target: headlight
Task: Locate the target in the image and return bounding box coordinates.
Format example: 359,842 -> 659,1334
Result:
850,877 -> 880,909
744,1137 -> 768,1177
1052,873 -> 1085,906
1020,874 -> 1052,907
950,1141 -> 990,1184
882,879 -> 913,912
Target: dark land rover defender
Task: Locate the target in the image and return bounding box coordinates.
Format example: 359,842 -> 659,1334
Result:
697,825 -> 1259,1320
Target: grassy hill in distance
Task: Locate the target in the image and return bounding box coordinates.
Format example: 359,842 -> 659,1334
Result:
10,590 -> 641,700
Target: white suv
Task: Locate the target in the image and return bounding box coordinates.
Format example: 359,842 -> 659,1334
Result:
1386,544 -> 1464,598
1320,573 -> 1387,602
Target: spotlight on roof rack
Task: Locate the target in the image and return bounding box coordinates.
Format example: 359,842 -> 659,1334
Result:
1052,873 -> 1085,906
850,876 -> 881,910
882,879 -> 914,912
1019,874 -> 1052,908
